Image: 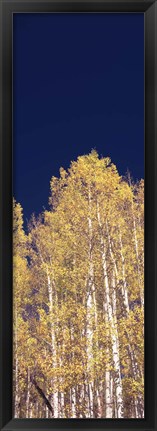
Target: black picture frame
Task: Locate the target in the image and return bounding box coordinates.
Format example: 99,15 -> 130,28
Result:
0,1 -> 157,430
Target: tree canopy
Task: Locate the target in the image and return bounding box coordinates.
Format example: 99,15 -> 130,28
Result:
13,151 -> 144,418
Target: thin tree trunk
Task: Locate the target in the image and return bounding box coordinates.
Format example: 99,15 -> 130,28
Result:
118,229 -> 130,314
31,377 -> 54,414
106,220 -> 130,314
79,384 -> 85,417
26,367 -> 31,418
60,391 -> 64,417
46,268 -> 59,417
108,222 -> 143,418
111,273 -> 123,418
70,387 -> 76,417
93,380 -> 101,418
118,228 -> 143,418
131,200 -> 144,307
97,205 -> 124,418
106,221 -> 143,416
86,185 -> 98,418
14,306 -> 19,418
29,402 -> 33,418
97,206 -> 112,418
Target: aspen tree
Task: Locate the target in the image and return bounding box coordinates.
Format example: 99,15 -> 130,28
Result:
13,151 -> 144,418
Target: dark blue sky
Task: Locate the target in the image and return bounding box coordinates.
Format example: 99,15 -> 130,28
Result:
13,13 -> 144,225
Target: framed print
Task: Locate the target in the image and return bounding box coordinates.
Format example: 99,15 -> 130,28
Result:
0,0 -> 157,430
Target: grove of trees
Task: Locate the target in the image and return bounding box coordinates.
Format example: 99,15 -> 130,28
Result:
13,151 -> 144,419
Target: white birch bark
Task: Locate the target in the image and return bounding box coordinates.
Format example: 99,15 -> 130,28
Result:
110,374 -> 113,414
97,206 -> 112,418
79,385 -> 85,417
106,220 -> 129,314
96,387 -> 102,417
29,402 -> 33,418
111,273 -> 123,418
86,285 -> 94,418
46,267 -> 58,417
118,228 -> 143,418
60,391 -> 64,417
131,200 -> 144,307
70,387 -> 76,417
45,382 -> 49,418
107,222 -> 143,418
58,354 -> 64,418
103,301 -> 112,418
14,305 -> 19,418
118,230 -> 130,314
85,185 -> 97,418
97,205 -> 124,418
26,367 -> 31,418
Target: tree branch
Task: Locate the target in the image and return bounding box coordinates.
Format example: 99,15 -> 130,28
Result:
30,376 -> 54,415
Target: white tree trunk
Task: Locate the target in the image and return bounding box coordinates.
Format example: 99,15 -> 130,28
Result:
103,301 -> 112,418
111,274 -> 123,418
119,230 -> 130,314
79,385 -> 85,417
86,286 -> 94,418
47,269 -> 58,417
29,402 -> 33,418
70,387 -> 76,417
106,220 -> 129,314
119,229 -> 143,418
97,206 -> 123,418
97,207 -> 112,418
26,367 -> 30,418
86,186 -> 98,418
60,391 -> 64,417
131,201 -> 144,307
14,306 -> 19,418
